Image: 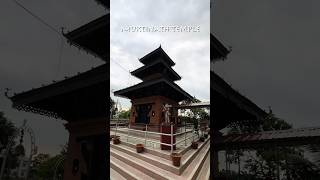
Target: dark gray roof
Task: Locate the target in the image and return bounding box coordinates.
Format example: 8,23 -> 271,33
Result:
215,127 -> 320,150
211,34 -> 230,61
131,58 -> 181,81
114,78 -> 193,102
139,46 -> 175,66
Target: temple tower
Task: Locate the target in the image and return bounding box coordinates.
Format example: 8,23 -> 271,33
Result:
114,47 -> 192,149
114,47 -> 192,128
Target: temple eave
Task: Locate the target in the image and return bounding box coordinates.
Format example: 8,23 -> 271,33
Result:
114,78 -> 192,102
211,34 -> 230,61
63,14 -> 109,62
9,64 -> 107,121
131,60 -> 181,81
139,46 -> 175,66
212,71 -> 267,129
95,0 -> 109,8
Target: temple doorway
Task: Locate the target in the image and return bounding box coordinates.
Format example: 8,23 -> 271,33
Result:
135,104 -> 152,124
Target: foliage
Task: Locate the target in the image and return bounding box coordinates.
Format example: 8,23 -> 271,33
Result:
216,170 -> 257,180
14,144 -> 25,157
0,112 -> 67,180
0,112 -> 17,151
224,110 -> 320,179
118,109 -> 130,119
30,145 -> 66,180
110,97 -> 117,118
0,111 -> 21,178
30,153 -> 61,179
180,97 -> 209,129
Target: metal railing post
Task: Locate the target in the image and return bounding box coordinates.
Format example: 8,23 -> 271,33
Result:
171,123 -> 173,154
115,121 -> 118,136
145,124 -> 147,146
197,121 -> 200,138
192,126 -> 195,142
184,120 -> 187,146
127,124 -> 130,142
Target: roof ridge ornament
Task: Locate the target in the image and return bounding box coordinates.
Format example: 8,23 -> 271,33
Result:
4,88 -> 12,99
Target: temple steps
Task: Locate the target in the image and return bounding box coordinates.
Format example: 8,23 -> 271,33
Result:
110,136 -> 210,180
111,142 -> 180,175
110,166 -> 128,180
111,137 -> 210,175
180,142 -> 210,180
196,149 -> 210,180
110,156 -> 155,180
120,141 -> 172,160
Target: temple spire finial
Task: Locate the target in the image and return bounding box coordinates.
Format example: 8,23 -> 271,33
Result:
60,27 -> 65,35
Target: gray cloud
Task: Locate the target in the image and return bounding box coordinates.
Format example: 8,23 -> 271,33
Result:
111,0 -> 210,109
212,0 -> 320,128
0,0 -> 105,155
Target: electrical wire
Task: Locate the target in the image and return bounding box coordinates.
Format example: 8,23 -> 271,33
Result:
10,0 -> 61,36
54,35 -> 65,79
110,58 -> 130,73
10,0 -> 132,84
9,0 -> 68,80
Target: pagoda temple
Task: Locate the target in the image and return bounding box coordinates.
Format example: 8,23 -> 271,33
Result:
114,46 -> 193,127
114,47 -> 193,150
7,1 -> 109,180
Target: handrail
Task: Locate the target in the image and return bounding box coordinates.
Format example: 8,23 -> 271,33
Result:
121,128 -> 171,136
112,127 -> 194,137
121,134 -> 172,146
174,134 -> 198,145
112,121 -> 208,153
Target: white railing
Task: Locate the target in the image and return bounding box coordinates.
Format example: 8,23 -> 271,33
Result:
111,121 -> 204,153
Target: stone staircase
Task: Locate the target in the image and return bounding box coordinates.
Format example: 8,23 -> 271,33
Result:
110,136 -> 210,180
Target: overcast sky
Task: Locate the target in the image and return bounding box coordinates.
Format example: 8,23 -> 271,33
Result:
110,0 -> 210,110
0,0 -> 105,155
212,0 -> 320,128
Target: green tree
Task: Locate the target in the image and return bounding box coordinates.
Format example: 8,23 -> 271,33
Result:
226,110 -> 320,179
118,109 -> 130,119
30,145 -> 66,180
0,112 -> 20,179
180,97 -> 209,128
0,112 -> 17,151
110,97 -> 117,118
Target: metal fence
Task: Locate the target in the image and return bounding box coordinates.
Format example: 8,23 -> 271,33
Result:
111,120 -> 207,153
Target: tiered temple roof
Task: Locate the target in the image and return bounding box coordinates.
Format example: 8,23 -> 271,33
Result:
94,0 -> 108,8
64,14 -> 108,61
211,34 -> 267,129
131,47 -> 180,81
9,64 -> 107,120
211,34 -> 230,61
9,2 -> 108,121
215,126 -> 320,150
211,71 -> 267,129
114,47 -> 192,102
